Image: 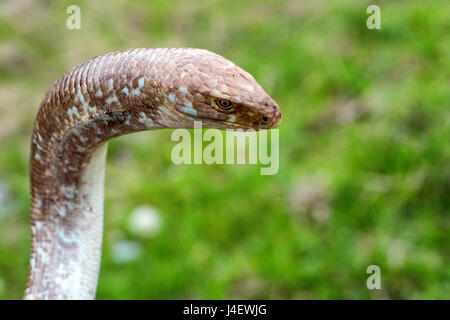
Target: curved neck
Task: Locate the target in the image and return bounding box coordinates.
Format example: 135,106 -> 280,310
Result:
25,107 -> 129,299
25,108 -> 164,299
25,142 -> 108,299
25,102 -> 165,299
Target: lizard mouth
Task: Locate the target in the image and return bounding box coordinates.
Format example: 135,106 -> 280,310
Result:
214,119 -> 274,131
177,108 -> 280,130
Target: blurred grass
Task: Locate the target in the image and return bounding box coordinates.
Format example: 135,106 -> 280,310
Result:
0,0 -> 449,299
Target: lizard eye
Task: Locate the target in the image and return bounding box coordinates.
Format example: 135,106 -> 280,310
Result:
214,98 -> 235,111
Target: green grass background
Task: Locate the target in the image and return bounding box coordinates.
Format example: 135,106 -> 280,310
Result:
0,0 -> 448,299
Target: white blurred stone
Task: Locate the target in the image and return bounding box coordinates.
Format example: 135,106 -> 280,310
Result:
110,240 -> 141,264
289,176 -> 331,223
387,240 -> 408,268
128,205 -> 161,237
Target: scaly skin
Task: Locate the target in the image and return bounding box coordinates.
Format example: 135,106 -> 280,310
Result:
25,48 -> 281,299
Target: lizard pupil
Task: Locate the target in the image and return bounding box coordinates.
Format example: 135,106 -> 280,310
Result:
216,99 -> 233,110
